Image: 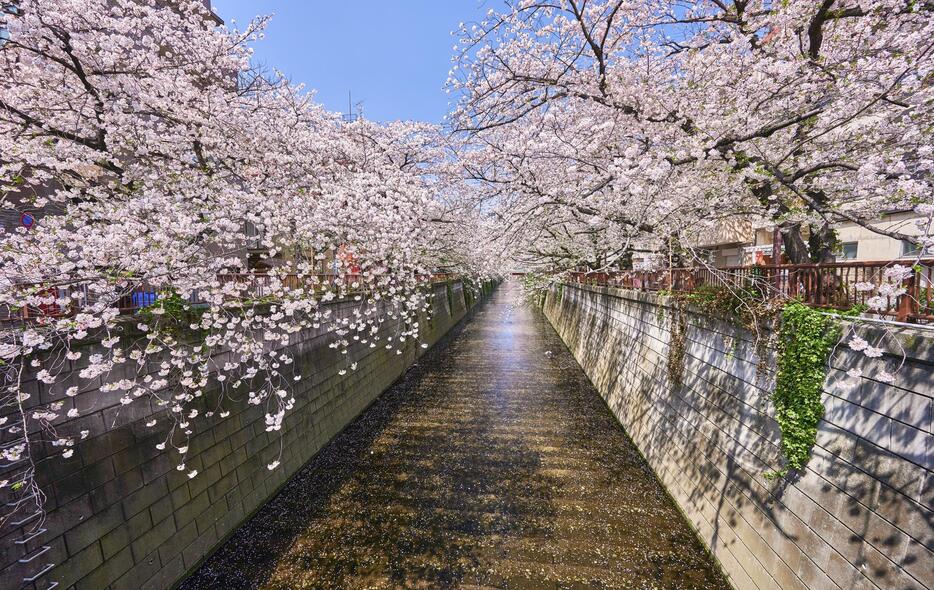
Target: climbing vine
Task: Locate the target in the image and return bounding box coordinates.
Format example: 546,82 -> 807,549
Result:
676,284 -> 776,328
664,286 -> 851,478
667,305 -> 687,387
665,285 -> 782,384
768,301 -> 858,478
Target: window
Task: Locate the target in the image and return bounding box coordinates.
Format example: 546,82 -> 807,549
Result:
839,241 -> 858,260
902,240 -> 922,257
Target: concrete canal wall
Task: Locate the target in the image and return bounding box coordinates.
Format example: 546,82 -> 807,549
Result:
543,283 -> 932,590
1,280 -> 495,590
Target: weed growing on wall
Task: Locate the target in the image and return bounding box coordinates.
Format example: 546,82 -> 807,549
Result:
672,284 -> 785,383
667,305 -> 688,387
680,284 -> 771,324
655,303 -> 666,326
678,287 -> 854,478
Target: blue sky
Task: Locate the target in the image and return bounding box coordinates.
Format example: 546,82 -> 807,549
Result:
211,1 -> 505,123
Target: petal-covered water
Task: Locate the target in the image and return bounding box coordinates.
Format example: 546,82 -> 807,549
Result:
181,281 -> 730,589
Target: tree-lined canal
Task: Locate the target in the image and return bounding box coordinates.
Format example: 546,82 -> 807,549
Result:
181,282 -> 729,589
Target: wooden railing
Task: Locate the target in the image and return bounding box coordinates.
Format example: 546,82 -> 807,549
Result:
568,260 -> 934,323
0,273 -> 459,324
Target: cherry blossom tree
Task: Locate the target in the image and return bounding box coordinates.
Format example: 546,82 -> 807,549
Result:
447,0 -> 934,395
0,0 -> 489,529
450,0 -> 934,269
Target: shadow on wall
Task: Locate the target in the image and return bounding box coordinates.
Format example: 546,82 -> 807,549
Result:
543,284 -> 932,590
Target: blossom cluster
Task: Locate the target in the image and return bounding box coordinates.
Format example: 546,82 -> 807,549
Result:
449,0 -> 934,272
0,0 -> 494,527
448,0 -> 934,389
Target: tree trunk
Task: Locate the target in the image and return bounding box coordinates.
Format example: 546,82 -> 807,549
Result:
780,223 -> 813,264
780,222 -> 836,264
808,222 -> 837,263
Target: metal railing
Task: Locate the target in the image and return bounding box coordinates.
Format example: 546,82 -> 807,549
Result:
568,259 -> 934,323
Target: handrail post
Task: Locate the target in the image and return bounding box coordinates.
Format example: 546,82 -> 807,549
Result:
772,228 -> 782,294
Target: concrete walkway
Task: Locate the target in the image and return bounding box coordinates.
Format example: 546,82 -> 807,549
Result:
181,281 -> 730,589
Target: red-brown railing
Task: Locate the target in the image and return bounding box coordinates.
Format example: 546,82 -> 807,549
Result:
0,273 -> 459,325
568,260 -> 934,323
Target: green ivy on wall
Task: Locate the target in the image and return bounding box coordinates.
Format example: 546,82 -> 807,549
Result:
661,285 -> 861,479
768,301 -> 856,478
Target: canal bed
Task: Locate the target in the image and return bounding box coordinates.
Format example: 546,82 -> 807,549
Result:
180,281 -> 730,589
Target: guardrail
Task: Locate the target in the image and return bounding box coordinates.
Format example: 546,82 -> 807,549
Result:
0,273 -> 459,325
568,260 -> 934,323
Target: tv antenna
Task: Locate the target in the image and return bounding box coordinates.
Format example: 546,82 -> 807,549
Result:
343,91 -> 363,122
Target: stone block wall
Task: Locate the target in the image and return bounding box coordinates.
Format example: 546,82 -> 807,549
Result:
1,280 -> 494,590
543,283 -> 931,590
